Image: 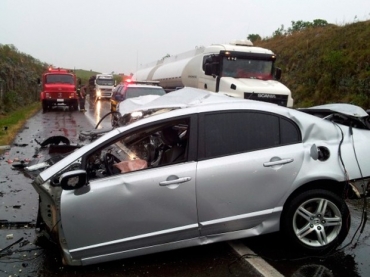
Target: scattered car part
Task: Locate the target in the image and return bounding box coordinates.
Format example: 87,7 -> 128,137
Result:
35,136 -> 71,147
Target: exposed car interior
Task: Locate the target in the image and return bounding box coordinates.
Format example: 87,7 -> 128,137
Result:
85,119 -> 189,180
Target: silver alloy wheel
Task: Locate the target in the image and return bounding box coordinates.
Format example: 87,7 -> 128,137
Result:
293,197 -> 342,247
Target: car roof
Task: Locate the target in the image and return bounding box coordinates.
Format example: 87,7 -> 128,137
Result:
122,87 -> 276,113
117,87 -> 370,136
121,87 -> 370,122
115,87 -> 286,126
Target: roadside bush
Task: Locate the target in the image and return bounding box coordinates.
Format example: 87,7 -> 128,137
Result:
2,90 -> 18,112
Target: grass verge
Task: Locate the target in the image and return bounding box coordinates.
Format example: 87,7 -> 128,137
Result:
0,102 -> 41,146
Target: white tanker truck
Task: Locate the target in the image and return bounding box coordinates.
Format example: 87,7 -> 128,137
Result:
133,40 -> 293,107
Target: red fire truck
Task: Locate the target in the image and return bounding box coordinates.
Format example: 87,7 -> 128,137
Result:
38,67 -> 79,112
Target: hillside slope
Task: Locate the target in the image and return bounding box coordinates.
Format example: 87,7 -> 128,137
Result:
255,20 -> 370,108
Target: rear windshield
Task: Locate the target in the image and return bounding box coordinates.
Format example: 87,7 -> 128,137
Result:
46,74 -> 74,84
126,87 -> 166,99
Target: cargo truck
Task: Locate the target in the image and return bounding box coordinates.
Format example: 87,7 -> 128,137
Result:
134,40 -> 293,107
38,67 -> 79,112
95,73 -> 116,99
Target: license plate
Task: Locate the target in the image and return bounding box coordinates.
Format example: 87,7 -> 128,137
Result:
57,99 -> 64,102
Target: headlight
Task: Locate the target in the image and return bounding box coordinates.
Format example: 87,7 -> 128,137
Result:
96,90 -> 101,97
131,111 -> 143,119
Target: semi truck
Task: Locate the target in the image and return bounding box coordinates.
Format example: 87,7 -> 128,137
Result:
133,40 -> 293,107
95,73 -> 116,99
38,67 -> 79,112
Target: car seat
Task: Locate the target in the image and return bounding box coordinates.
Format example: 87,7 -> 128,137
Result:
160,127 -> 186,165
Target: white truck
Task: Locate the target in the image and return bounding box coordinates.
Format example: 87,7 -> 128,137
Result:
133,40 -> 293,107
95,73 -> 116,99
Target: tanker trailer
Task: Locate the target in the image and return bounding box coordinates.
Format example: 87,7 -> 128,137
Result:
133,40 -> 293,107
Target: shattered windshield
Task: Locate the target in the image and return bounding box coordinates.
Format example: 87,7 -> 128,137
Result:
221,57 -> 273,80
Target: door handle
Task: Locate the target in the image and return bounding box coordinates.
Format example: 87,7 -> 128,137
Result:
159,177 -> 192,186
263,158 -> 294,167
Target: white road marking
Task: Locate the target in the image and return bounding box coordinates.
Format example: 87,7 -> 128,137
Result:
228,240 -> 284,277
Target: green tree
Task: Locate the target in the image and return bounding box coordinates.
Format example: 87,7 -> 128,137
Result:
288,20 -> 312,34
287,19 -> 328,34
161,54 -> 170,60
272,25 -> 286,37
312,19 -> 328,27
247,34 -> 261,43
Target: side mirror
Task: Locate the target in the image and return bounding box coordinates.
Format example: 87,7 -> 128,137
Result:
212,63 -> 220,75
205,62 -> 220,76
60,170 -> 88,190
205,64 -> 212,75
274,67 -> 282,80
37,78 -> 41,85
78,78 -> 81,85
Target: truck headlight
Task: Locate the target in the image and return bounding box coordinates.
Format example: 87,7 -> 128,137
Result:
96,90 -> 101,97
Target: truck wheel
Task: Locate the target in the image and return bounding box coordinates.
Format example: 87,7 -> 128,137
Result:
42,101 -> 48,113
281,189 -> 350,255
73,101 -> 78,111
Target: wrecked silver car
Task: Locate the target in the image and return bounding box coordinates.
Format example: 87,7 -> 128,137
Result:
32,88 -> 370,266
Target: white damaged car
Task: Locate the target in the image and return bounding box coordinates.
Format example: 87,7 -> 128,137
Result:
32,88 -> 369,266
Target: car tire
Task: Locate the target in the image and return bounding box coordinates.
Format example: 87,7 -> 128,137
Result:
73,100 -> 78,111
281,189 -> 350,255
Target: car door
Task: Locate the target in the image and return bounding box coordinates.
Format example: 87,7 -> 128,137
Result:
60,117 -> 199,260
196,110 -> 304,236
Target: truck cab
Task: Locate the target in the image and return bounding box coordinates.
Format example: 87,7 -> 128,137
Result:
95,74 -> 116,99
203,45 -> 292,107
39,67 -> 78,112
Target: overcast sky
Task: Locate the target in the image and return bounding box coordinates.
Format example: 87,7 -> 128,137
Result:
1,0 -> 369,75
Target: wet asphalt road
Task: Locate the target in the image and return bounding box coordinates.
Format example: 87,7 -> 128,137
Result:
0,99 -> 369,276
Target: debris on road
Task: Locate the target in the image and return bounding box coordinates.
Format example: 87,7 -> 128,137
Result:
35,135 -> 70,147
